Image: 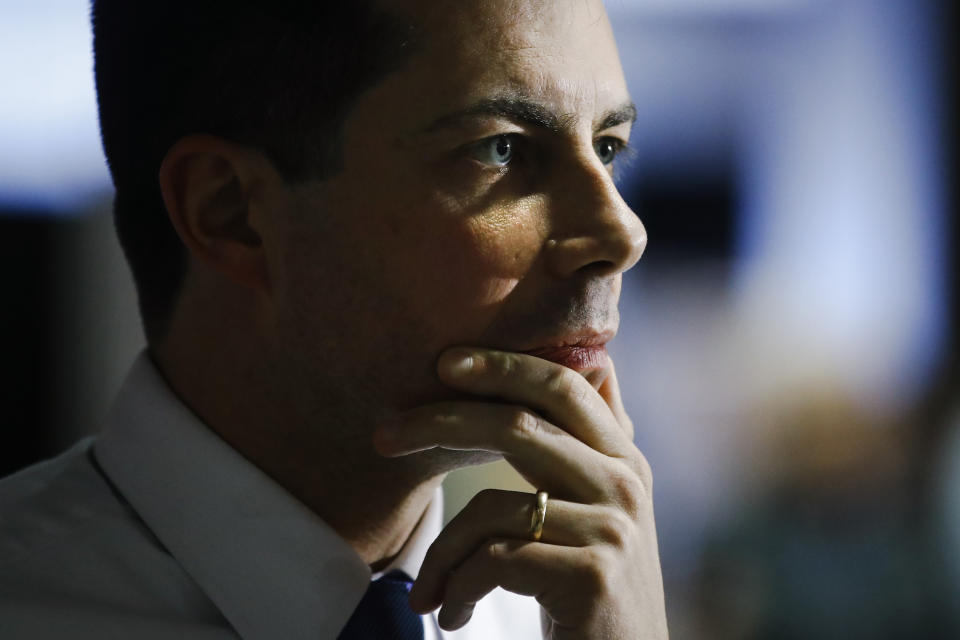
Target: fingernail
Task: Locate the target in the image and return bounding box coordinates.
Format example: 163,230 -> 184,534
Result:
440,350 -> 475,378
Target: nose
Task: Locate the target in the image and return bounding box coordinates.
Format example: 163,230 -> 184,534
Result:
544,160 -> 647,279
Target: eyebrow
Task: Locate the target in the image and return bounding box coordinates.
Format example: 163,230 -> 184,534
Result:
420,96 -> 637,135
597,103 -> 638,132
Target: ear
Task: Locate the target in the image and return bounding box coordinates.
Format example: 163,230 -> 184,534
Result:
158,135 -> 278,292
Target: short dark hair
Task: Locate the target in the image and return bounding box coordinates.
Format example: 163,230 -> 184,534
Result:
92,1 -> 417,343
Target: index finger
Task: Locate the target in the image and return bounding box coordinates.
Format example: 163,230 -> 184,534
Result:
598,357 -> 634,439
437,348 -> 633,459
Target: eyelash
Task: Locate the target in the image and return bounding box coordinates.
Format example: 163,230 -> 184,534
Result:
465,134 -> 519,169
465,134 -> 631,171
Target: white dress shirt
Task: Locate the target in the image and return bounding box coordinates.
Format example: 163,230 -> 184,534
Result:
0,353 -> 542,639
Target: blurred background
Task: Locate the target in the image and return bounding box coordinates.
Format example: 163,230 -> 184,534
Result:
0,0 -> 955,637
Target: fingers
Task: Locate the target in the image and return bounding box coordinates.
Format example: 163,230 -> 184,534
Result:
598,357 -> 634,438
392,348 -> 663,637
375,401 -> 619,504
436,348 -> 633,457
393,349 -> 664,637
431,539 -> 602,631
410,489 -> 628,613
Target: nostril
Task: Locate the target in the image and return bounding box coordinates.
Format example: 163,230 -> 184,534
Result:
577,260 -> 618,277
544,222 -> 645,278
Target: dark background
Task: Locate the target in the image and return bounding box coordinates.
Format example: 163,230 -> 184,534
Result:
1,0 -> 955,637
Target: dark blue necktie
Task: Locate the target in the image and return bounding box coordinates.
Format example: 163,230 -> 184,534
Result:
337,570 -> 425,640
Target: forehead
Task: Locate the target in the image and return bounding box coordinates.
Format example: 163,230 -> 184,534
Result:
376,0 -> 629,129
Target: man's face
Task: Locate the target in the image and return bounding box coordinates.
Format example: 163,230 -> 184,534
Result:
267,0 -> 645,436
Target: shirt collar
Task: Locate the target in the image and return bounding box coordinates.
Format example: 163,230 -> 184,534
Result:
375,485 -> 443,582
95,351 -> 442,640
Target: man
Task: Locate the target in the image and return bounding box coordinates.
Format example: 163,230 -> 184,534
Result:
0,0 -> 668,638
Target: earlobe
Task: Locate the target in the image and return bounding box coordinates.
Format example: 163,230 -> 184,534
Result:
158,135 -> 271,292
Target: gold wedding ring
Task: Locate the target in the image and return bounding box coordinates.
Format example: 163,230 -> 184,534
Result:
529,490 -> 548,541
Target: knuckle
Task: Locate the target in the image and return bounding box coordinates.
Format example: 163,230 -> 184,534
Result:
468,488 -> 501,513
506,408 -> 541,443
482,540 -> 508,564
579,547 -> 615,595
544,366 -> 575,396
608,463 -> 646,516
633,453 -> 654,492
446,541 -> 508,603
595,508 -> 633,548
489,352 -> 517,379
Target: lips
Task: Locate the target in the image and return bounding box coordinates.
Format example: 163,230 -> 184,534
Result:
519,332 -> 613,372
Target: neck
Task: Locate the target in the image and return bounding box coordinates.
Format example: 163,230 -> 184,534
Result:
151,299 -> 447,569
252,438 -> 447,568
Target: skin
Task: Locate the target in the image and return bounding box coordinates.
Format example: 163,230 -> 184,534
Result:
154,0 -> 667,637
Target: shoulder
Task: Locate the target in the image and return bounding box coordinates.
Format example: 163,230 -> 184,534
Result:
0,438 -> 153,580
0,440 -> 228,637
1,438 -> 112,520
0,438 -> 124,561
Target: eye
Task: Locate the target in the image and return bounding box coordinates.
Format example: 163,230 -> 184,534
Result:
594,137 -> 624,166
468,134 -> 516,167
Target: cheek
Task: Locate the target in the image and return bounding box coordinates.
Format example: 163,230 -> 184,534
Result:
278,178 -> 546,360
400,202 -> 544,312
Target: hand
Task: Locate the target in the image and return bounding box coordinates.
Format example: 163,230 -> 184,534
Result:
374,348 -> 668,639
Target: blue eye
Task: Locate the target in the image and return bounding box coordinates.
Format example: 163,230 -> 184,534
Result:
594,137 -> 622,165
470,134 -> 515,167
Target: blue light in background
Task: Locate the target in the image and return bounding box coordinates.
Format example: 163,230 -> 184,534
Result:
0,1 -> 111,214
